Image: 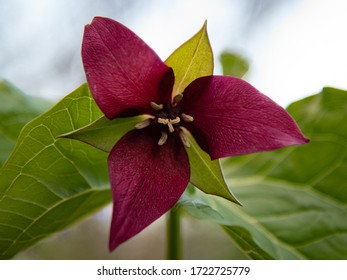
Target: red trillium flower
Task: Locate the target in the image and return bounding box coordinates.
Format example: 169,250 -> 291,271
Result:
81,17 -> 309,251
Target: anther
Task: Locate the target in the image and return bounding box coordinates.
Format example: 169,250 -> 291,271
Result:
167,122 -> 174,133
158,131 -> 168,146
170,116 -> 181,124
173,94 -> 183,103
135,116 -> 154,129
157,118 -> 169,125
181,113 -> 194,122
150,101 -> 164,111
168,117 -> 180,133
179,127 -> 190,148
158,117 -> 181,133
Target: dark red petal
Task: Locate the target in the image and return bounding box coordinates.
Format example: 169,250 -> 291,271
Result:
181,76 -> 309,160
107,129 -> 189,250
82,17 -> 173,118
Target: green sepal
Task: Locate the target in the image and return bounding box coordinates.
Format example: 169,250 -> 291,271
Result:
59,115 -> 145,153
165,20 -> 214,96
186,132 -> 241,205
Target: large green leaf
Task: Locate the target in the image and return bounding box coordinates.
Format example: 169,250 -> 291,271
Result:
0,84 -> 111,259
0,80 -> 51,166
181,87 -> 347,259
165,21 -> 213,97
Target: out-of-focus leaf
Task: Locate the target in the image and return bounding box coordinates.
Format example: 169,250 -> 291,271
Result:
0,84 -> 111,259
165,21 -> 213,97
0,80 -> 51,166
220,51 -> 249,78
182,87 -> 347,259
222,226 -> 274,260
177,191 -> 224,221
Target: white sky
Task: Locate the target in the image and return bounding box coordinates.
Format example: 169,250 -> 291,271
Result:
248,0 -> 347,105
1,0 -> 346,107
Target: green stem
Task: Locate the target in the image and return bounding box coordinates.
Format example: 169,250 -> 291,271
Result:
166,207 -> 182,260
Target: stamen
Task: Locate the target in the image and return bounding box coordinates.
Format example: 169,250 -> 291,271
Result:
181,113 -> 194,122
179,127 -> 190,148
158,117 -> 180,133
170,116 -> 181,124
135,116 -> 154,129
158,131 -> 168,146
173,94 -> 183,103
157,118 -> 169,125
150,101 -> 164,111
167,122 -> 174,133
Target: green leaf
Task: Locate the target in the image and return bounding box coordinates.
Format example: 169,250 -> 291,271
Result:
60,115 -> 144,153
185,132 -> 241,204
0,84 -> 111,259
220,51 -> 249,78
165,20 -> 213,96
177,190 -> 224,221
0,80 -> 51,166
183,87 -> 347,259
222,226 -> 275,260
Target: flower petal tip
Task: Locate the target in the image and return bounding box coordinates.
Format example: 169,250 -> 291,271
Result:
108,233 -> 126,252
302,136 -> 310,144
108,238 -> 120,252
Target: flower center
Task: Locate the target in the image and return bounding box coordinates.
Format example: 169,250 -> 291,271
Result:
135,94 -> 193,147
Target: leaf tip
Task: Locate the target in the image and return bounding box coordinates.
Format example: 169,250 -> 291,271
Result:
200,20 -> 208,35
